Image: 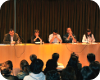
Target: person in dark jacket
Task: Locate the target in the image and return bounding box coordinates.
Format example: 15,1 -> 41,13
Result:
63,28 -> 76,43
31,30 -> 42,43
3,29 -> 20,44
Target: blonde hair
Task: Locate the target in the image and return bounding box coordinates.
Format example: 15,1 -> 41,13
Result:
34,30 -> 39,34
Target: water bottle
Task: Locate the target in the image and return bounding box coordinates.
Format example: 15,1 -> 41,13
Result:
72,40 -> 74,44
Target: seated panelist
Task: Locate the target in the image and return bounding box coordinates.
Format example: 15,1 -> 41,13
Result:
3,29 -> 20,44
49,30 -> 62,43
63,28 -> 76,43
31,30 -> 42,43
82,29 -> 95,43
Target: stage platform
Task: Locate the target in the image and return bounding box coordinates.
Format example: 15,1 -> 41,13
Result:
0,43 -> 100,69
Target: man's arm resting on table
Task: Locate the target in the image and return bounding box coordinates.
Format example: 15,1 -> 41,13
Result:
49,37 -> 55,43
56,35 -> 62,42
72,35 -> 76,43
63,36 -> 71,43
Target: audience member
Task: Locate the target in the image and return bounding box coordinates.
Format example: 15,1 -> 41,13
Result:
44,59 -> 57,75
67,55 -> 79,79
24,59 -> 45,80
61,66 -> 76,80
89,61 -> 100,78
17,60 -> 30,80
30,54 -> 37,65
71,52 -> 82,70
52,53 -> 59,62
52,53 -> 64,69
87,53 -> 95,64
1,60 -> 18,80
80,66 -> 96,80
46,70 -> 60,80
30,54 -> 37,62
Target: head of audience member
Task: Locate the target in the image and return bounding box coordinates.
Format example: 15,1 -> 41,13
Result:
20,60 -> 30,74
67,28 -> 72,34
81,66 -> 95,80
86,29 -> 91,36
89,61 -> 100,77
9,29 -> 14,37
1,60 -> 13,75
71,52 -> 79,61
67,56 -> 78,75
30,54 -> 37,63
53,30 -> 58,35
52,53 -> 59,62
61,66 -> 76,80
67,56 -> 78,68
46,70 -> 60,80
44,59 -> 57,75
34,30 -> 39,37
30,59 -> 44,74
87,53 -> 95,64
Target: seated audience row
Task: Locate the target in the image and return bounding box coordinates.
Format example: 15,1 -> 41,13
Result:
0,53 -> 100,80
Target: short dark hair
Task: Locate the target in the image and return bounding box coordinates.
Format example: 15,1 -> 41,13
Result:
30,54 -> 37,62
9,28 -> 14,32
30,59 -> 44,74
87,53 -> 95,63
46,59 -> 57,69
20,60 -> 29,71
52,53 -> 59,61
5,60 -> 13,70
67,56 -> 78,68
89,61 -> 100,77
61,66 -> 76,80
81,66 -> 93,79
46,70 -> 60,80
44,59 -> 57,75
53,30 -> 57,33
71,52 -> 79,61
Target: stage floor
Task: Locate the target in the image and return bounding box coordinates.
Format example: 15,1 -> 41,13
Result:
0,43 -> 100,69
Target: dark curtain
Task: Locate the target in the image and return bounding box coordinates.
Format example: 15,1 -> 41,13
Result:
0,0 -> 100,43
16,0 -> 100,43
0,0 -> 14,43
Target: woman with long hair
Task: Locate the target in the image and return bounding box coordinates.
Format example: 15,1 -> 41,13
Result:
82,29 -> 95,43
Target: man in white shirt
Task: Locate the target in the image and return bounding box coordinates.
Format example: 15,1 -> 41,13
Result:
49,30 -> 62,43
24,59 -> 45,80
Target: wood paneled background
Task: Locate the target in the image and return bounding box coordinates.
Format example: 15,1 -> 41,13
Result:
0,0 -> 100,43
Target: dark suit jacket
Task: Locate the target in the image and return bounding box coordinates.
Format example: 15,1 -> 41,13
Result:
63,33 -> 76,43
31,36 -> 41,43
3,33 -> 20,44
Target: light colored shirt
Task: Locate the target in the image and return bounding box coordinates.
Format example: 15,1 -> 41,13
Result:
82,34 -> 95,43
49,34 -> 62,43
24,72 -> 45,80
11,36 -> 13,42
